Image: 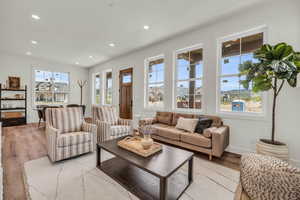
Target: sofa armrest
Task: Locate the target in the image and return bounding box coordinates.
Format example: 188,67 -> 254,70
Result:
95,119 -> 111,143
45,126 -> 60,162
209,126 -> 230,157
138,118 -> 156,127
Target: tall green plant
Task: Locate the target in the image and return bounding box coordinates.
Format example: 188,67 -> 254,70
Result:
239,43 -> 300,144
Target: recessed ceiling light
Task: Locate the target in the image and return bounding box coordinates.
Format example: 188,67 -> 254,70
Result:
26,51 -> 32,56
109,43 -> 115,47
75,62 -> 79,65
89,55 -> 93,59
143,25 -> 150,30
31,14 -> 40,20
31,40 -> 38,45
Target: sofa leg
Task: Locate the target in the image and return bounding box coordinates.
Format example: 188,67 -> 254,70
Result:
209,154 -> 212,161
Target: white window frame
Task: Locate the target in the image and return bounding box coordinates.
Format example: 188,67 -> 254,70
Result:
103,69 -> 113,105
144,54 -> 165,109
92,72 -> 101,105
173,44 -> 205,112
32,68 -> 70,106
216,26 -> 268,118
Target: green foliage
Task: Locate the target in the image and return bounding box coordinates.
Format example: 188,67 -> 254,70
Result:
239,42 -> 300,143
239,43 -> 300,92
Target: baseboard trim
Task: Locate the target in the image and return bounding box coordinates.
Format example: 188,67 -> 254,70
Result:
225,145 -> 255,155
226,145 -> 300,167
290,159 -> 300,167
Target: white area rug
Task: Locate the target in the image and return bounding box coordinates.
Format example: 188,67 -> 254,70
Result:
24,151 -> 239,200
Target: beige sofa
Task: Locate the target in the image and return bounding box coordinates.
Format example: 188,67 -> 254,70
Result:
139,112 -> 229,160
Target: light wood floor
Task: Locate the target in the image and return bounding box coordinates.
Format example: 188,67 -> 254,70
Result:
2,122 -> 240,200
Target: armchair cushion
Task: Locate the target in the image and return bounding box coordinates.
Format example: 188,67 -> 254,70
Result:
99,106 -> 118,124
110,125 -> 131,137
51,107 -> 83,133
57,132 -> 92,147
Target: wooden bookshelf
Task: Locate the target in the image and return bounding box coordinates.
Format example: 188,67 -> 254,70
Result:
0,84 -> 27,127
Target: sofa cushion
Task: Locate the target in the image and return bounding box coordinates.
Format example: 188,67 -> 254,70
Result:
195,117 -> 213,134
180,133 -> 211,148
202,127 -> 214,138
171,113 -> 194,126
155,112 -> 173,125
152,123 -> 170,129
154,126 -> 184,141
175,117 -> 198,133
57,132 -> 92,147
194,114 -> 223,127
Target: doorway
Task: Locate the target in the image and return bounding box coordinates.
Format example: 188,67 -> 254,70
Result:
119,68 -> 133,119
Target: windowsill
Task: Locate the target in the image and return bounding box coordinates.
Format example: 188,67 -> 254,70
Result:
144,106 -> 165,112
217,111 -> 268,121
173,108 -> 204,114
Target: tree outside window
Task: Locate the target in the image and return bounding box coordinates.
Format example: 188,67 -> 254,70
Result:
219,32 -> 264,113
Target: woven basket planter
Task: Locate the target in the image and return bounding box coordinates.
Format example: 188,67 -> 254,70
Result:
256,140 -> 289,161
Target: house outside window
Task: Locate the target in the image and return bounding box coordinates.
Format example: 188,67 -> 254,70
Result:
145,55 -> 165,108
34,70 -> 70,105
218,28 -> 266,114
174,44 -> 204,111
94,73 -> 101,105
104,71 -> 113,105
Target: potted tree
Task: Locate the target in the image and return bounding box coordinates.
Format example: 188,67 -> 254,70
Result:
239,43 -> 300,160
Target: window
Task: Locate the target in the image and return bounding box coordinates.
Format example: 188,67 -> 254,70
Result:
121,72 -> 132,84
104,71 -> 112,105
94,74 -> 101,105
218,30 -> 265,114
175,45 -> 203,110
145,55 -> 164,108
34,70 -> 70,105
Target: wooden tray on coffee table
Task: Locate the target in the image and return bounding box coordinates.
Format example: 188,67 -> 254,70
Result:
117,136 -> 162,157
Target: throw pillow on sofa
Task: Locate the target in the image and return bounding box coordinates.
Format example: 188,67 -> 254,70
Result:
175,117 -> 198,133
195,118 -> 213,134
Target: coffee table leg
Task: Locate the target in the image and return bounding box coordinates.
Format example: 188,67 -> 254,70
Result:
160,177 -> 168,200
97,146 -> 101,167
188,157 -> 194,183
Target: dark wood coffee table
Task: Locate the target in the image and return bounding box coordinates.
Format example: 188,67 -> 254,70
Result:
97,137 -> 194,200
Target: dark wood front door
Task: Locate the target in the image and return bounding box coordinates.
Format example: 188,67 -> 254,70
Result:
119,68 -> 133,119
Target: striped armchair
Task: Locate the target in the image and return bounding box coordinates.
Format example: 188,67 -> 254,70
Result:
92,105 -> 133,143
45,107 -> 97,162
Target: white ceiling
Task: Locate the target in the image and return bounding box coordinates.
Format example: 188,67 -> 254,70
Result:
0,0 -> 265,67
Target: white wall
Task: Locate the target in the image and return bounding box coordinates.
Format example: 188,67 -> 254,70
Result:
89,0 -> 300,166
0,52 -> 90,123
